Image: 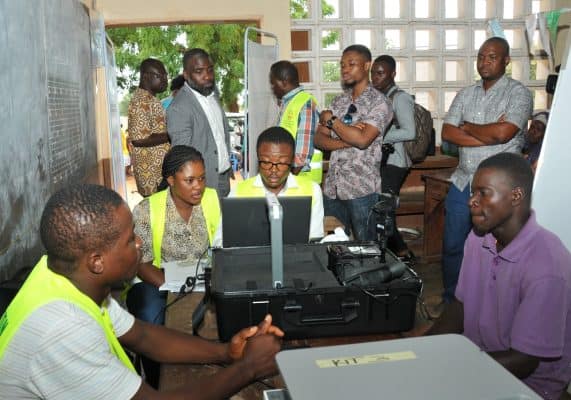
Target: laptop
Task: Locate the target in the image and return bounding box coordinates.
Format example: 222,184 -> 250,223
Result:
221,196 -> 311,248
276,334 -> 540,400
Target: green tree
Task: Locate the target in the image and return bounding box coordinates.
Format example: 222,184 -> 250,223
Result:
290,0 -> 310,18
107,23 -> 252,111
322,61 -> 340,82
108,26 -> 184,92
181,24 -> 249,111
290,0 -> 339,48
118,92 -> 131,116
290,0 -> 335,19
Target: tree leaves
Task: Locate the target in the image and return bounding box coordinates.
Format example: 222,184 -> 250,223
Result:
107,23 -> 253,110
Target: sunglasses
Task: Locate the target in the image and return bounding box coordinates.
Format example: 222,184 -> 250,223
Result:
342,104 -> 357,124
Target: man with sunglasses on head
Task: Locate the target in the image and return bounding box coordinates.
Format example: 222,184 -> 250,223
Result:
128,58 -> 171,197
231,126 -> 324,240
315,45 -> 393,241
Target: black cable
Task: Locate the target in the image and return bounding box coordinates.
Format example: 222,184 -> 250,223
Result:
349,273 -> 439,322
151,247 -> 210,324
350,284 -> 418,306
180,246 -> 210,296
400,266 -> 438,321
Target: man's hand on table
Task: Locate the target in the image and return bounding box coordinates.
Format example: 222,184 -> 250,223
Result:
227,314 -> 284,361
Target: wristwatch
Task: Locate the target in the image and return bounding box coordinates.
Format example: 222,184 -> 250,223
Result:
326,116 -> 337,129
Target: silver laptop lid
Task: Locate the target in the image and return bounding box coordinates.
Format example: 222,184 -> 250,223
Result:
276,334 -> 540,400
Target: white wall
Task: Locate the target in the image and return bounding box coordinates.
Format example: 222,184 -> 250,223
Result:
532,27 -> 571,251
94,0 -> 292,59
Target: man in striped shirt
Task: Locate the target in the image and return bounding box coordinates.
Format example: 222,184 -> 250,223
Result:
270,60 -> 322,183
0,184 -> 283,399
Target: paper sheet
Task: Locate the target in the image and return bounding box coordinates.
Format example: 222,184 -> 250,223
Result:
159,258 -> 210,293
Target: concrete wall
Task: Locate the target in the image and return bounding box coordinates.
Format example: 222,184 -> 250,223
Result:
95,0 -> 292,59
0,0 -> 98,281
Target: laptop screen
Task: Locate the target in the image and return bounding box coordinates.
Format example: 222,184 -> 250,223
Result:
221,196 -> 311,248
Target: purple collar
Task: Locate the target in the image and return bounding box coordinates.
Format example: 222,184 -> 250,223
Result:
481,210 -> 539,263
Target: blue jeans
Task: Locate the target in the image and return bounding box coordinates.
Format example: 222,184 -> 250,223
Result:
126,282 -> 167,389
442,185 -> 472,302
324,193 -> 379,241
126,281 -> 167,325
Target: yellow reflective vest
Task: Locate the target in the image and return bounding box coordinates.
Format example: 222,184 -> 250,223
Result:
148,188 -> 220,268
0,256 -> 135,371
279,91 -> 323,184
236,175 -> 314,205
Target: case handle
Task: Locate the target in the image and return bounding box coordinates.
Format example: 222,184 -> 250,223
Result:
283,299 -> 359,326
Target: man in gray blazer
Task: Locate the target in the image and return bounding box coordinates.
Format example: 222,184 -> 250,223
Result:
167,48 -> 231,198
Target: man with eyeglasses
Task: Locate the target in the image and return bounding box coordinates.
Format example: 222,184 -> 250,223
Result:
315,45 -> 393,241
232,126 -> 324,240
128,58 -> 171,197
167,48 -> 232,199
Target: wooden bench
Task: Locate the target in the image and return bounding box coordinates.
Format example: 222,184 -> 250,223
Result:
397,187 -> 424,216
395,152 -> 458,260
396,152 -> 457,217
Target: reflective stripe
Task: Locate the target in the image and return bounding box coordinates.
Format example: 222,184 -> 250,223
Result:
236,176 -> 315,206
279,92 -> 323,184
0,256 -> 135,371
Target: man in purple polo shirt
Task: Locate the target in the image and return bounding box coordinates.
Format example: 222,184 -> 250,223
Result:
428,152 -> 571,399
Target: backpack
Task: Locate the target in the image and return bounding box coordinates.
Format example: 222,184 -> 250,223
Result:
388,90 -> 433,163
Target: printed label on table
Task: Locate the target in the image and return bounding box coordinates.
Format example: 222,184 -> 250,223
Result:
315,351 -> 416,368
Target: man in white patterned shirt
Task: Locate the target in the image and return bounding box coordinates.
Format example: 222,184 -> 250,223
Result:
0,184 -> 283,399
440,37 -> 532,303
315,45 -> 393,241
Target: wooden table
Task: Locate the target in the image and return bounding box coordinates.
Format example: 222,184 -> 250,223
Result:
403,152 -> 458,189
160,292 -> 430,399
159,293 -> 280,399
422,170 -> 453,263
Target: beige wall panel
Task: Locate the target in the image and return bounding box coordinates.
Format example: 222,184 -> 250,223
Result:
95,0 -> 292,59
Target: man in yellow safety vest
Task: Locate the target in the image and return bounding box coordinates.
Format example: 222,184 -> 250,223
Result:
270,60 -> 323,184
0,184 -> 283,399
233,127 -> 324,240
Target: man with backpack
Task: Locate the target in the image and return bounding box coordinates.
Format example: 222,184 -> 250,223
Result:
371,55 -> 417,263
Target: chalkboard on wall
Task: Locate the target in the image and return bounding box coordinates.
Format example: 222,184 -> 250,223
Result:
0,0 -> 98,281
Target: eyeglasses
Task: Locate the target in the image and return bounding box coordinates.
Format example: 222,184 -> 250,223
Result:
342,104 -> 357,124
258,160 -> 291,171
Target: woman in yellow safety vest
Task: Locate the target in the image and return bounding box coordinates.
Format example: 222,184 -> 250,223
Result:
125,145 -> 220,388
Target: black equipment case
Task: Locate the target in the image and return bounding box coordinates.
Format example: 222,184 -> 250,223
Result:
211,243 -> 422,341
